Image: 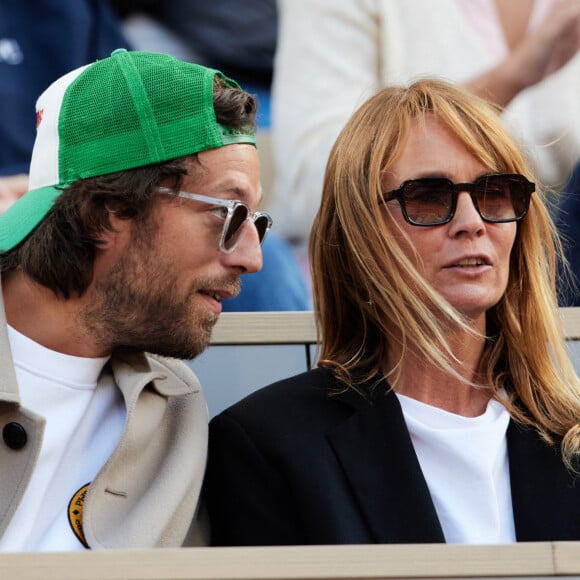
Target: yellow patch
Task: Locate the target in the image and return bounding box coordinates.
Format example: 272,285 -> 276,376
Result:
67,483 -> 90,549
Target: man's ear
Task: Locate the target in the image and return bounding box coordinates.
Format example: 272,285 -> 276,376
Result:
95,211 -> 132,251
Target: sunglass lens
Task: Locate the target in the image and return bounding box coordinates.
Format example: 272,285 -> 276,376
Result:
223,205 -> 249,251
507,177 -> 530,218
404,179 -> 454,225
476,175 -> 526,221
254,215 -> 271,243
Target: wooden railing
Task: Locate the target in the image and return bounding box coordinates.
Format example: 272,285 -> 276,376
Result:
1,541 -> 580,580
209,308 -> 580,345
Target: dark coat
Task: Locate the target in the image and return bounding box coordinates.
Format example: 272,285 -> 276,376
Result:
206,367 -> 580,545
558,162 -> 580,306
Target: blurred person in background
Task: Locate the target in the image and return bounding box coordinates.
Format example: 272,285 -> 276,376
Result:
270,0 -> 580,273
557,160 -> 580,306
0,0 -> 129,207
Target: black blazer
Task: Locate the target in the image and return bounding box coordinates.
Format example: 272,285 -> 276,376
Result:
205,367 -> 580,545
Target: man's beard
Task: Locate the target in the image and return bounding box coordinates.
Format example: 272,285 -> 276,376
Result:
81,246 -> 240,360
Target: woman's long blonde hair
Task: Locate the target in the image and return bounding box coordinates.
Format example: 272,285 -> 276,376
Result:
310,78 -> 580,469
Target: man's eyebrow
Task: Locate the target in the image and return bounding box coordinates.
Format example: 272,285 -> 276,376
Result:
218,186 -> 264,206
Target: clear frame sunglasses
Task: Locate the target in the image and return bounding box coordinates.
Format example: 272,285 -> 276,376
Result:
159,188 -> 272,252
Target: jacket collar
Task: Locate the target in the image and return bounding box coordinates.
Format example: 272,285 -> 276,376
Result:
109,349 -> 201,409
327,371 -> 445,543
0,279 -> 21,404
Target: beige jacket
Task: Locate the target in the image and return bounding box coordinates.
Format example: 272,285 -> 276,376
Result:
0,295 -> 209,549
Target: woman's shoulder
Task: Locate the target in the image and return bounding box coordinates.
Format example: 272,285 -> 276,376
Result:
218,367 -> 339,417
210,366 -> 390,434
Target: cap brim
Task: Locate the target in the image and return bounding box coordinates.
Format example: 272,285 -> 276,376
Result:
0,186 -> 62,252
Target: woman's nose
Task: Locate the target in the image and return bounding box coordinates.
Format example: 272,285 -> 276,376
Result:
448,192 -> 485,236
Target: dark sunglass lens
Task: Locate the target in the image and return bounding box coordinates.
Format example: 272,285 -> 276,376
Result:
254,215 -> 270,243
507,176 -> 530,217
223,204 -> 249,250
476,175 -> 527,221
403,179 -> 454,224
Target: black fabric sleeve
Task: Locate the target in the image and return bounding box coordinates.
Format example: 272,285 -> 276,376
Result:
205,411 -> 306,546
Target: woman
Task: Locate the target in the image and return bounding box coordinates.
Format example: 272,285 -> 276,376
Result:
205,79 -> 580,545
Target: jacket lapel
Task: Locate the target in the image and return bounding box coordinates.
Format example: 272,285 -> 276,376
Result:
327,378 -> 445,543
0,280 -> 20,404
508,421 -> 580,541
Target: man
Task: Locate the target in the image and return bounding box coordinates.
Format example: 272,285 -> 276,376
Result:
0,48 -> 270,550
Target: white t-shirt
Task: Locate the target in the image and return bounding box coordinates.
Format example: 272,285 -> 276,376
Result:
0,325 -> 126,551
396,393 -> 516,544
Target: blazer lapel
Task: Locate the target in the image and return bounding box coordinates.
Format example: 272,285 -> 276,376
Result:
508,420 -> 580,541
327,382 -> 445,543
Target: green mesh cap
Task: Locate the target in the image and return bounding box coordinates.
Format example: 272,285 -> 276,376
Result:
0,48 -> 257,252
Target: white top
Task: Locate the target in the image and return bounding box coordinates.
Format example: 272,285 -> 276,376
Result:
271,0 -> 580,246
397,393 -> 516,544
0,325 -> 126,551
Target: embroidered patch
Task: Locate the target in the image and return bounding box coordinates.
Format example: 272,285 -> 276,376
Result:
68,483 -> 90,549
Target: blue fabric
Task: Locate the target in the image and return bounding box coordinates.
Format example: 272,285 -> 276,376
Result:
556,163 -> 580,306
222,232 -> 311,312
131,0 -> 277,89
0,0 -> 129,175
243,84 -> 271,129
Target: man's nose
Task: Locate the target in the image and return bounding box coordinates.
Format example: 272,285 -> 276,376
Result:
224,220 -> 264,273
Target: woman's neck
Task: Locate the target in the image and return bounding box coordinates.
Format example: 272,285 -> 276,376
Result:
384,326 -> 491,417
